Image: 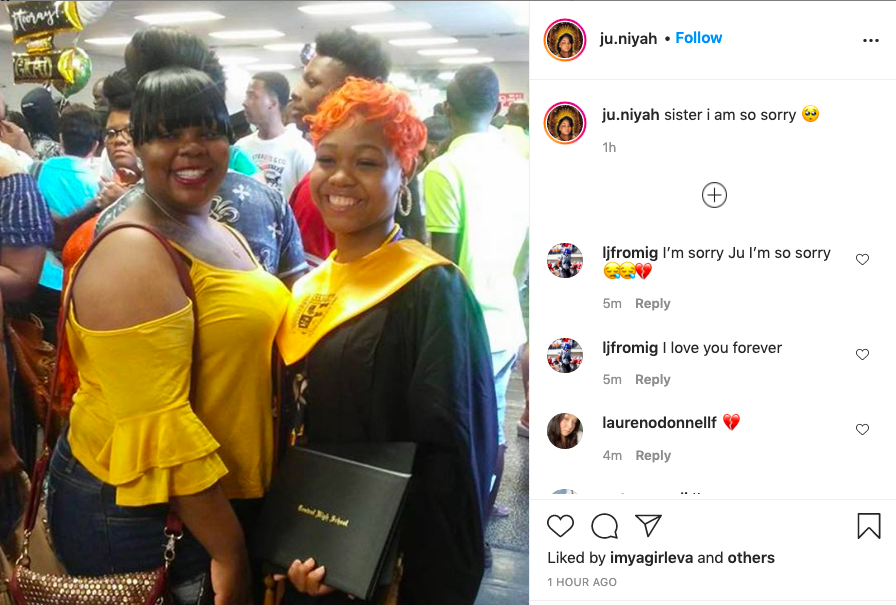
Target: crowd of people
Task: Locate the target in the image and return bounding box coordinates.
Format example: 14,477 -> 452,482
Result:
0,25 -> 529,605
549,243 -> 578,255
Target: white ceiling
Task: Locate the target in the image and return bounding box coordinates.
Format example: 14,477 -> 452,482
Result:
1,1 -> 529,75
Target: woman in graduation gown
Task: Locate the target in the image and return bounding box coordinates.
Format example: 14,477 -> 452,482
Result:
276,78 -> 498,605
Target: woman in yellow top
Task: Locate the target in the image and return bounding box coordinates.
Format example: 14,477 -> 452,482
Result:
45,65 -> 288,604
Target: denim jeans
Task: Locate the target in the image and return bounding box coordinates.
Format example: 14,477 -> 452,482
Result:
46,432 -> 210,604
492,349 -> 518,447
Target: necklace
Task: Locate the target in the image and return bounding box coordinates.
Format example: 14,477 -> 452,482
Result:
143,190 -> 243,259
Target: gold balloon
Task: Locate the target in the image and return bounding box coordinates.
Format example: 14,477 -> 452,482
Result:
25,36 -> 54,55
13,50 -> 67,84
5,1 -> 82,44
54,48 -> 93,97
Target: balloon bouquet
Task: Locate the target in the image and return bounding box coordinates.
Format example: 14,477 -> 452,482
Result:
6,1 -> 112,98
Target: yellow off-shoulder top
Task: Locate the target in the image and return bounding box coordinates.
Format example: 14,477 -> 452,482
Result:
66,230 -> 290,506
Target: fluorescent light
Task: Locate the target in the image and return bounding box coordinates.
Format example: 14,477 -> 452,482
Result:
389,37 -> 457,47
299,2 -> 394,16
0,24 -> 12,32
418,48 -> 478,57
352,22 -> 431,34
250,63 -> 297,71
85,36 -> 132,46
437,71 -> 456,81
439,56 -> 495,65
264,43 -> 307,52
135,11 -> 224,25
210,30 -> 285,41
218,56 -> 259,67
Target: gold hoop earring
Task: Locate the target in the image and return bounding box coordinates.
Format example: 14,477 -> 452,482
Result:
398,183 -> 412,217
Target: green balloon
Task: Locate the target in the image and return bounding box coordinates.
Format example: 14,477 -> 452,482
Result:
54,47 -> 93,97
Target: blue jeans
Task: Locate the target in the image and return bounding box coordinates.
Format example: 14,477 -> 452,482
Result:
46,432 -> 210,604
492,350 -> 518,446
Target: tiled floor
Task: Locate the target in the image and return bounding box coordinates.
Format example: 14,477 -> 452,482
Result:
476,368 -> 529,604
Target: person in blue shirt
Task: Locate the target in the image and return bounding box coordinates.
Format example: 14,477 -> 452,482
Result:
560,248 -> 573,278
30,103 -> 102,342
560,342 -> 573,373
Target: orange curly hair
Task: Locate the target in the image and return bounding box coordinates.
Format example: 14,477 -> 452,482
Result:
306,77 -> 427,176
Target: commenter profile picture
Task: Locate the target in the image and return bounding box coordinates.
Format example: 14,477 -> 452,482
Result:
544,19 -> 586,61
548,338 -> 582,373
545,102 -> 586,144
548,243 -> 582,278
547,413 -> 582,450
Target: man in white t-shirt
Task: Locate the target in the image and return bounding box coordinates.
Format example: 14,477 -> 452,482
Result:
235,71 -> 314,201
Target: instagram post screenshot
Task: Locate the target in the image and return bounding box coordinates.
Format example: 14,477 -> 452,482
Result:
2,1 -> 895,605
531,1 -> 894,603
0,2 -> 529,605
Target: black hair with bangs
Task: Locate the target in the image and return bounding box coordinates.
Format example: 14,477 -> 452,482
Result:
130,66 -> 233,147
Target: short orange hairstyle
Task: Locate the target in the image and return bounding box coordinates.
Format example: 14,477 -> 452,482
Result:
306,77 -> 427,176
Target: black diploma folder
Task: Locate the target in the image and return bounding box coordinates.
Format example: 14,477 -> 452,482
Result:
253,443 -> 416,600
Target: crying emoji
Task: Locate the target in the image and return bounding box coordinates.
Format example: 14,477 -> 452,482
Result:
604,262 -> 621,279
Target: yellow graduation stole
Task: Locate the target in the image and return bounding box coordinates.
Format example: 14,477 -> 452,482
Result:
277,232 -> 451,365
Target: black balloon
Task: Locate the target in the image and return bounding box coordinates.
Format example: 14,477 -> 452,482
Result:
5,1 -> 83,44
12,51 -> 67,83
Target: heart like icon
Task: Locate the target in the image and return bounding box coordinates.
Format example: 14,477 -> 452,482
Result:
856,349 -> 869,360
723,414 -> 740,430
856,254 -> 869,266
547,514 -> 574,538
856,424 -> 869,435
636,263 -> 652,279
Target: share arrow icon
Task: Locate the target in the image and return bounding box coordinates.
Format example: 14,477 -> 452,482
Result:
636,515 -> 662,537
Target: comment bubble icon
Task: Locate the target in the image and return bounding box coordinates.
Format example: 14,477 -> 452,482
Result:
591,513 -> 619,539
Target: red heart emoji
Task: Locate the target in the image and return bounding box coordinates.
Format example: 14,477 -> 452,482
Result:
723,414 -> 740,430
636,263 -> 652,279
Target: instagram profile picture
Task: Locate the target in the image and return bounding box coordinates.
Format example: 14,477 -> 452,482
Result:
548,242 -> 582,278
548,338 -> 582,373
544,19 -> 586,61
545,102 -> 586,144
547,413 -> 582,450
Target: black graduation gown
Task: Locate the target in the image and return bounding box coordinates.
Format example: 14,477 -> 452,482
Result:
282,264 -> 498,605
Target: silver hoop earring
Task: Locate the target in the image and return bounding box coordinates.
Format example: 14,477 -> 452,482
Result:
398,183 -> 412,217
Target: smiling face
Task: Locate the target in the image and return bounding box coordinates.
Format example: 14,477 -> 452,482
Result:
619,262 -> 636,279
310,118 -> 403,238
290,55 -> 349,127
137,125 -> 229,212
604,262 -> 620,279
560,414 -> 578,437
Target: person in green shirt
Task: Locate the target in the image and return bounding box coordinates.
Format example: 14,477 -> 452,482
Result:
423,65 -> 529,543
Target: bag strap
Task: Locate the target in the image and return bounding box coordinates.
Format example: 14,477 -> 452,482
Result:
23,221 -> 196,537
